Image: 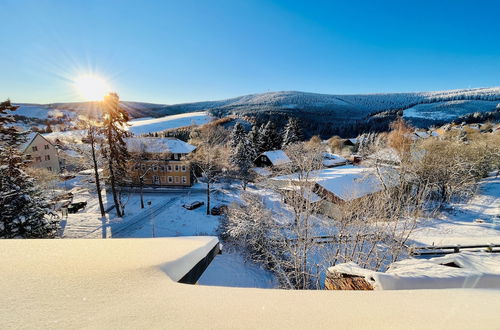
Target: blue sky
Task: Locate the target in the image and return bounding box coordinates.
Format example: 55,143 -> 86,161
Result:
1,0 -> 499,104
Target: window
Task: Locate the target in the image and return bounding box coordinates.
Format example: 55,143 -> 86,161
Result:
141,164 -> 146,171
174,154 -> 179,160
175,176 -> 179,183
167,165 -> 172,171
174,165 -> 179,172
32,146 -> 38,152
153,175 -> 160,185
45,155 -> 50,161
134,164 -> 140,170
26,155 -> 32,160
35,156 -> 42,162
153,165 -> 158,171
47,167 -> 52,171
160,165 -> 165,172
168,176 -> 173,183
181,165 -> 186,172
182,176 -> 187,184
44,145 -> 50,150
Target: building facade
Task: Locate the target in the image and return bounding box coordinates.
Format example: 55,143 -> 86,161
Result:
21,132 -> 61,173
125,137 -> 196,187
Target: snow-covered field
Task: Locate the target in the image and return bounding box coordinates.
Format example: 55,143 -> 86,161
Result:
411,175 -> 500,246
128,111 -> 212,135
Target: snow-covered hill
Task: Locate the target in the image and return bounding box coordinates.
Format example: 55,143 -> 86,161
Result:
403,100 -> 500,121
128,111 -> 212,135
9,87 -> 500,121
7,87 -> 500,137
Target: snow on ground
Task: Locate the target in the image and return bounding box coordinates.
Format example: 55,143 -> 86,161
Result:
198,245 -> 278,288
58,176 -> 279,288
411,174 -> 500,246
128,111 -> 212,135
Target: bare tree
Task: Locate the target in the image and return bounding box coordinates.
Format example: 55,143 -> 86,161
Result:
78,116 -> 106,217
189,124 -> 229,214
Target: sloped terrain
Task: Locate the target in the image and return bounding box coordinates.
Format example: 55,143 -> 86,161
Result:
8,87 -> 500,137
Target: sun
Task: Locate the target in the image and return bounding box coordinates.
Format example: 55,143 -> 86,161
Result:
74,74 -> 110,101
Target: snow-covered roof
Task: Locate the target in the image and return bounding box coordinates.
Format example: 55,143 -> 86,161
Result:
322,152 -> 347,167
374,252 -> 500,290
261,150 -> 291,166
413,131 -> 439,139
19,132 -> 40,152
272,165 -> 397,201
125,137 -> 196,154
279,185 -> 322,203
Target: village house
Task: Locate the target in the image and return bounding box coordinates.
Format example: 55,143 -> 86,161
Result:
20,132 -> 61,173
271,165 -> 398,218
254,150 -> 291,168
125,137 -> 196,187
322,152 -> 348,167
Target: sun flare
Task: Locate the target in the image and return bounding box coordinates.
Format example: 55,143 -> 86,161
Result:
74,74 -> 110,101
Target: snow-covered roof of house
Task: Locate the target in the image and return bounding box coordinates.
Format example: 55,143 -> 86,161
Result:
329,252 -> 500,290
19,132 -> 42,152
413,131 -> 439,139
279,185 -> 322,203
261,150 -> 292,166
374,252 -> 500,290
125,137 -> 196,154
272,165 -> 397,201
322,152 -> 348,167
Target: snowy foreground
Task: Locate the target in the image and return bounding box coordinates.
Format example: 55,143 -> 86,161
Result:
58,173 -> 500,289
1,238 -> 500,329
59,177 -> 277,288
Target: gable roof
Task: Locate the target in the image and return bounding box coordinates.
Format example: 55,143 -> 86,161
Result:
125,137 -> 196,154
260,150 -> 291,166
323,152 -> 348,167
272,165 -> 398,201
19,132 -> 53,152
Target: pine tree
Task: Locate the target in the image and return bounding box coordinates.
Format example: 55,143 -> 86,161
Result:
259,120 -> 281,152
229,122 -> 246,149
0,100 -> 57,238
282,117 -> 303,148
102,93 -> 130,217
230,139 -> 255,190
247,124 -> 262,154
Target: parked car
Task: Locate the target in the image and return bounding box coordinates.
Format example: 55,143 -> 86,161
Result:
68,201 -> 87,214
210,204 -> 228,215
182,201 -> 204,210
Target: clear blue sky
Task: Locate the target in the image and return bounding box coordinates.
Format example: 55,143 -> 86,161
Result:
1,0 -> 500,104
